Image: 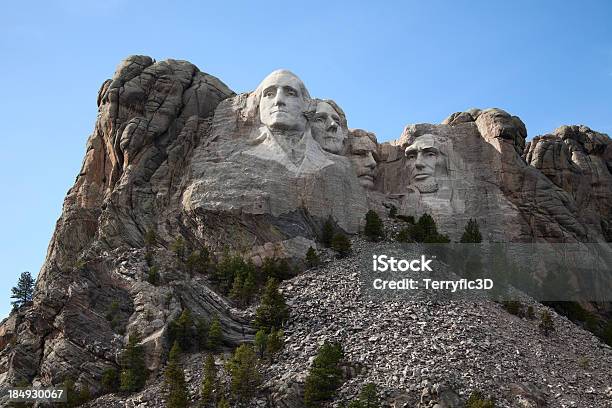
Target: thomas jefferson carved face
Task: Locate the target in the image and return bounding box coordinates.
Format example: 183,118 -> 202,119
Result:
258,70 -> 308,132
311,101 -> 347,154
405,134 -> 448,193
349,131 -> 377,189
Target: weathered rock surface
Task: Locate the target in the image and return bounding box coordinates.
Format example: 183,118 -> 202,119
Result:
0,55 -> 610,407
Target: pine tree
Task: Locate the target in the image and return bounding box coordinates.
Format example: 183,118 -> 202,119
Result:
207,316 -> 223,351
254,329 -> 268,358
11,271 -> 34,310
460,219 -> 483,243
358,383 -> 380,408
305,247 -> 321,268
120,334 -> 147,392
364,210 -> 384,241
331,233 -> 351,258
169,309 -> 194,351
171,237 -> 186,260
165,341 -> 188,408
304,342 -> 344,407
101,367 -> 119,393
226,344 -> 261,404
147,266 -> 160,285
321,218 -> 334,248
254,278 -> 289,331
144,228 -> 157,248
266,328 -> 284,356
201,354 -> 218,406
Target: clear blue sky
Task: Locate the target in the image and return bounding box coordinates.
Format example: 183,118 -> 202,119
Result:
1,1 -> 611,318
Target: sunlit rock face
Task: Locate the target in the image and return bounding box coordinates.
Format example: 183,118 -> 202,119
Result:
182,70 -> 368,237
375,108 -> 611,243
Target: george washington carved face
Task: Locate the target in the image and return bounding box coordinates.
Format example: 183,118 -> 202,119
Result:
405,134 -> 448,193
257,70 -> 309,132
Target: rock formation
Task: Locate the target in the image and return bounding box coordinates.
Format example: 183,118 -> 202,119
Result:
0,56 -> 611,407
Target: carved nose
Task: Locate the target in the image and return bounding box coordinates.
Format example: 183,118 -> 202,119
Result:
327,122 -> 338,132
365,153 -> 376,168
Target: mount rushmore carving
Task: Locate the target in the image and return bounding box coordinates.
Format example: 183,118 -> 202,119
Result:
0,56 -> 610,398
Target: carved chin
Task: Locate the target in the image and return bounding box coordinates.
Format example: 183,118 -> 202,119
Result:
358,176 -> 374,189
413,181 -> 438,193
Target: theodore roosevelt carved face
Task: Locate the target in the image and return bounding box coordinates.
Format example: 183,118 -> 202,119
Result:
348,130 -> 378,189
404,134 -> 448,193
257,70 -> 309,132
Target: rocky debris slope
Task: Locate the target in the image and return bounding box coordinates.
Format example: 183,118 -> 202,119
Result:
82,235 -> 612,408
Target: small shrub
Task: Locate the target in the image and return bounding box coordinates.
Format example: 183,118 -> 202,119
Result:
170,237 -> 186,260
502,300 -> 524,317
305,247 -> 321,268
101,367 -> 119,393
364,210 -> 384,242
460,219 -> 483,243
396,214 -> 415,223
147,266 -> 160,285
539,310 -> 554,336
321,218 -> 334,248
331,233 -> 351,258
465,391 -> 495,408
388,205 -> 397,218
266,328 -> 284,356
526,306 -> 535,320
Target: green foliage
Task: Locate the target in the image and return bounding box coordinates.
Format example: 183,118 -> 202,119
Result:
165,341 -> 188,408
460,219 -> 483,243
226,344 -> 261,404
186,248 -> 210,274
304,342 -> 344,407
215,255 -> 256,296
539,310 -> 554,336
331,233 -> 351,258
171,237 -> 186,260
543,301 -> 612,346
346,383 -> 380,408
254,278 -> 289,331
101,367 -> 119,393
144,228 -> 157,248
364,210 -> 385,242
395,214 -> 449,243
201,354 -> 218,406
217,397 -> 230,408
207,316 -> 223,351
465,391 -> 495,408
169,309 -> 194,351
321,218 -> 335,248
396,214 -> 415,223
396,227 -> 411,243
266,328 -> 284,356
11,271 -> 34,310
305,247 -> 321,268
106,301 -> 122,333
254,329 -> 268,358
147,266 -> 160,285
388,205 -> 397,218
502,301 -> 524,318
120,334 -> 147,392
195,317 -> 209,350
261,257 -> 294,281
63,378 -> 91,408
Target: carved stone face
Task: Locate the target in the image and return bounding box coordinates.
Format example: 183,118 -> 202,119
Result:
258,71 -> 307,132
311,101 -> 347,154
349,134 -> 377,189
405,134 -> 447,193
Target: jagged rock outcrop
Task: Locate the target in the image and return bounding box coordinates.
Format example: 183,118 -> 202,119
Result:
0,55 -> 611,407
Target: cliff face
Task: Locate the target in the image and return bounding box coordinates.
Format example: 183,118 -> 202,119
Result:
0,56 -> 611,405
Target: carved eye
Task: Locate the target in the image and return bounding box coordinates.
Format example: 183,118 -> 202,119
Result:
426,152 -> 437,157
286,88 -> 298,97
316,116 -> 326,122
407,154 -> 416,160
264,90 -> 275,98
